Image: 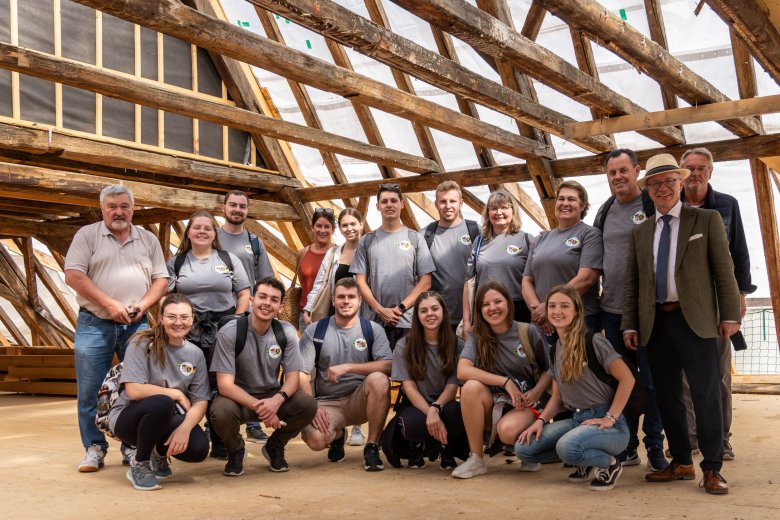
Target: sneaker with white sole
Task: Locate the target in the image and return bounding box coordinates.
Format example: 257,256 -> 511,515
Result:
722,439 -> 735,461
246,424 -> 269,444
120,443 -> 136,467
519,461 -> 541,472
363,443 -> 384,472
78,444 -> 106,473
451,453 -> 487,479
223,447 -> 247,477
150,448 -> 172,479
589,460 -> 623,491
348,425 -> 366,446
567,465 -> 592,483
620,449 -> 641,466
126,461 -> 161,491
262,443 -> 289,472
646,445 -> 669,472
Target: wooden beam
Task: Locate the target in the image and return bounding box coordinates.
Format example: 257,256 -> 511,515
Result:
644,0 -> 683,114
390,0 -> 685,146
0,304 -> 29,347
565,94 -> 780,138
0,162 -> 299,221
706,0 -> 780,86
249,0 -> 612,154
0,119 -> 297,191
0,43 -> 438,175
70,0 -> 553,161
533,0 -> 762,138
0,217 -> 81,240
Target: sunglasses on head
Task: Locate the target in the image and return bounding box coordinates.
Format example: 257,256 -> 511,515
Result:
378,182 -> 401,193
314,207 -> 335,217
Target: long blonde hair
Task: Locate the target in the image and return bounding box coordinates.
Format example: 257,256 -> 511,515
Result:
547,285 -> 587,382
472,281 -> 515,373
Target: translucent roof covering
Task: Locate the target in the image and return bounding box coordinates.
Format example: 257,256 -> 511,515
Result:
221,0 -> 780,296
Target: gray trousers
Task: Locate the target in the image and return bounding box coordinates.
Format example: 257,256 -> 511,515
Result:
683,334 -> 732,444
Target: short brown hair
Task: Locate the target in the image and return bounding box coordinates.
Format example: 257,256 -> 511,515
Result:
223,190 -> 248,204
557,180 -> 590,219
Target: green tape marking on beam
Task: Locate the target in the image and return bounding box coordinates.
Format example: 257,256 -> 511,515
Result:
305,39 -> 312,49
619,8 -> 627,20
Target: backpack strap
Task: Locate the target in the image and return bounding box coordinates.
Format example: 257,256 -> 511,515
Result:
234,315 -> 249,359
516,322 -> 538,381
216,249 -> 234,274
423,221 -> 438,249
270,319 -> 287,353
584,331 -> 615,387
312,317 -> 331,371
641,189 -> 656,219
359,317 -> 375,361
465,219 -> 481,243
360,232 -> 375,288
407,228 -> 420,284
173,253 -> 187,292
247,230 -> 261,269
594,195 -> 616,231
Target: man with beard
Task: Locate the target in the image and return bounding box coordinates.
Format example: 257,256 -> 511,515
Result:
218,190 -> 275,444
65,185 -> 169,472
299,278 -> 392,471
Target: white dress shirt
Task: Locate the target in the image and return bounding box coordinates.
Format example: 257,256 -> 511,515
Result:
653,200 -> 682,303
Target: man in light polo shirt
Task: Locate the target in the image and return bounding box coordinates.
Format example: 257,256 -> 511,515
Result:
65,185 -> 169,472
299,278 -> 392,471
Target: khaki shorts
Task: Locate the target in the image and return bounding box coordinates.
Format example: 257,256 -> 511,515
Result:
308,381 -> 369,436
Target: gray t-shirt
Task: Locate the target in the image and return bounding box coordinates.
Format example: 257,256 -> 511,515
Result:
549,333 -> 621,411
210,319 -> 301,395
460,322 -> 549,388
217,228 -> 275,290
391,336 -> 464,402
595,196 -> 648,314
523,222 -> 603,316
108,338 -> 209,432
299,317 -> 392,399
167,250 -> 250,314
429,221 -> 475,324
350,227 -> 436,328
468,231 -> 533,303
65,223 -> 168,319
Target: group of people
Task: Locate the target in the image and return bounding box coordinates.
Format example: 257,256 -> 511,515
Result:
64,146 -> 750,496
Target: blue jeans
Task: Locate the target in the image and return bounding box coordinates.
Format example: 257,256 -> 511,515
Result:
601,311 -> 664,452
515,404 -> 629,469
74,309 -> 148,450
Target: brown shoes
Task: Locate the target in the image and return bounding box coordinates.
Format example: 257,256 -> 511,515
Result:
645,462 -> 695,482
701,470 -> 729,495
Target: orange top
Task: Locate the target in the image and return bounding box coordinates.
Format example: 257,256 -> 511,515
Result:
299,247 -> 327,309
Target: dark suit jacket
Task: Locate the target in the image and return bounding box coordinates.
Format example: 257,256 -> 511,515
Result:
621,204 -> 741,346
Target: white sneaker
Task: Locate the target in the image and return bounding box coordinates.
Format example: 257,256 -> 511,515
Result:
451,453 -> 487,479
519,461 -> 541,472
348,425 -> 366,446
78,444 -> 106,473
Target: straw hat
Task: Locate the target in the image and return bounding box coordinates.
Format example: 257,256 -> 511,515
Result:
638,153 -> 690,188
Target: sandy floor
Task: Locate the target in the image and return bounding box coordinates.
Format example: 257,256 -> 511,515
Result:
1,393 -> 779,519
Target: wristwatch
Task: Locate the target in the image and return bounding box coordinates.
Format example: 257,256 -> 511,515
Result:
398,302 -> 407,312
278,391 -> 290,402
430,403 -> 443,413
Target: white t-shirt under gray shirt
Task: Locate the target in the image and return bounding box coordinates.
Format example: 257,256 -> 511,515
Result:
595,195 -> 648,314
210,318 -> 301,396
523,222 -> 603,316
108,338 -> 210,432
65,222 -> 169,320
299,317 -> 392,399
549,333 -> 621,411
217,228 -> 275,289
350,227 -> 436,328
429,220 -> 476,325
166,250 -> 250,314
392,336 -> 464,403
460,322 -> 550,389
467,231 -> 533,303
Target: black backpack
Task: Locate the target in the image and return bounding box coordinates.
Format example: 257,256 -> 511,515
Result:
423,219 -> 481,249
594,190 -> 656,231
549,332 -> 646,417
226,314 -> 287,359
173,249 -> 234,291
246,230 -> 262,272
310,317 -> 375,396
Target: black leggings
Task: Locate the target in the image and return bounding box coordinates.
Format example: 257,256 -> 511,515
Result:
397,401 -> 465,450
114,394 -> 209,463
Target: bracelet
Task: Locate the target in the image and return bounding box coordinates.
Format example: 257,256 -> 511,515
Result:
504,378 -> 511,388
536,417 -> 546,425
605,412 -> 617,423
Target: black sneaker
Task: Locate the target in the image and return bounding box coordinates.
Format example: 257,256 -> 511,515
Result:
210,440 -> 229,461
568,465 -> 592,483
440,451 -> 457,471
246,424 -> 269,444
327,429 -> 346,463
262,444 -> 289,472
589,460 -> 623,491
646,445 -> 669,472
618,448 -> 640,466
223,447 -> 246,477
363,443 -> 384,472
408,445 -> 426,469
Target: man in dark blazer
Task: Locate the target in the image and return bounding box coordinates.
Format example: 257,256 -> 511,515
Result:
622,154 -> 741,495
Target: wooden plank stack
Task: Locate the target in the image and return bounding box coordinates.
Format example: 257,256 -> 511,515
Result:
0,347 -> 76,396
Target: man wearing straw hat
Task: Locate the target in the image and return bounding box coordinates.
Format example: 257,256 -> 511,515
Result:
622,154 -> 740,495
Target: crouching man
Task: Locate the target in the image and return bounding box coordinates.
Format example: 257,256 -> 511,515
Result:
210,276 -> 316,476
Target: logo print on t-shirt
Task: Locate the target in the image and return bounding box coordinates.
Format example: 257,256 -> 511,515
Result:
244,244 -> 253,253
632,211 -> 647,224
435,354 -> 443,366
398,240 -> 413,251
178,361 -> 196,376
458,234 -> 472,246
564,237 -> 580,248
268,345 -> 282,359
505,245 -> 521,255
353,338 -> 368,351
214,264 -> 230,274
515,345 -> 527,358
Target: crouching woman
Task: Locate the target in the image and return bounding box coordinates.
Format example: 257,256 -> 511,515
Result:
108,293 -> 210,491
515,285 -> 633,491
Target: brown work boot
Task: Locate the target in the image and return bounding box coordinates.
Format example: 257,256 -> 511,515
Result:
700,470 -> 729,495
645,461 -> 695,482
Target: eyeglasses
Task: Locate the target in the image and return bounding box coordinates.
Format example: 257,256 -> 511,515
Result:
162,314 -> 193,323
646,178 -> 680,191
488,205 -> 513,212
314,208 -> 335,217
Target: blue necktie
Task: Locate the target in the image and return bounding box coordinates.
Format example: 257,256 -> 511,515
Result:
656,215 -> 672,303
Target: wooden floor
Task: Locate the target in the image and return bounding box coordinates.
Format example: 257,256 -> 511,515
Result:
1,393 -> 779,520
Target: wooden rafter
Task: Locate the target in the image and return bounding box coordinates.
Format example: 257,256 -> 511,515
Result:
644,0 -> 683,115
534,0 -> 763,137
70,0 -> 555,161
390,0 -> 685,146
